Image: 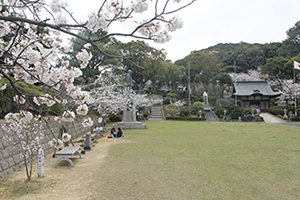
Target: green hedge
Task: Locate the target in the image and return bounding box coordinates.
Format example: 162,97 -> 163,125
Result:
291,116 -> 300,121
269,106 -> 298,116
166,116 -> 206,121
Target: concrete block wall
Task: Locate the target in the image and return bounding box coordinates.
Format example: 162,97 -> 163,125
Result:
0,119 -> 92,179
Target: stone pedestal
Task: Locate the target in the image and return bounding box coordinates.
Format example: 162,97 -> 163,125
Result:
113,110 -> 147,129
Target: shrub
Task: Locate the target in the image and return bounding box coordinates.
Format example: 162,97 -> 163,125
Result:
269,106 -> 298,116
242,107 -> 257,115
291,116 -> 300,121
166,104 -> 179,117
166,116 -> 206,121
229,106 -> 243,120
271,108 -> 284,116
180,109 -> 189,117
192,101 -> 204,111
163,97 -> 172,105
242,115 -> 255,122
215,108 -> 229,118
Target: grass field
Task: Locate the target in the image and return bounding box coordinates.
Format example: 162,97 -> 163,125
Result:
90,121 -> 300,199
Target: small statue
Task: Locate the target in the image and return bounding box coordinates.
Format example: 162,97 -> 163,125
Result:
126,70 -> 133,88
125,70 -> 133,111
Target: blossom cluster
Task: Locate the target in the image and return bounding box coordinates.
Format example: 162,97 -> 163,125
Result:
82,117 -> 94,127
51,138 -> 63,149
91,71 -> 162,116
277,79 -> 300,104
76,104 -> 89,116
61,132 -> 71,142
136,15 -> 183,43
13,95 -> 26,104
230,70 -> 268,82
76,48 -> 93,69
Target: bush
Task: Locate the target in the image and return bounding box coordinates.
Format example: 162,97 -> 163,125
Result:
269,106 -> 298,116
215,108 -> 229,118
163,97 -> 172,105
180,109 -> 189,117
192,101 -> 204,111
166,116 -> 206,121
229,106 -> 243,120
241,115 -> 264,122
241,115 -> 255,122
271,108 -> 284,116
166,104 -> 179,117
242,107 -> 257,115
291,116 -> 300,121
108,113 -> 121,122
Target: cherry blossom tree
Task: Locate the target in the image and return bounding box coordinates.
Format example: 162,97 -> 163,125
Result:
0,0 -> 196,121
0,0 -> 195,180
1,107 -> 44,181
276,79 -> 300,105
229,70 -> 268,82
91,71 -> 162,118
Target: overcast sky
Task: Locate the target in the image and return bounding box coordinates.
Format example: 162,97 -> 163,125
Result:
67,0 -> 300,62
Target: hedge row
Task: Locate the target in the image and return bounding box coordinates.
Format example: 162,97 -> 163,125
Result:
166,116 -> 206,121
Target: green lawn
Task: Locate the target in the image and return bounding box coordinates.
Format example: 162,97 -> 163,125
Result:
90,121 -> 300,199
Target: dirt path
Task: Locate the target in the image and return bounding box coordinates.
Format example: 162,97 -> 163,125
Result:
1,137 -> 128,200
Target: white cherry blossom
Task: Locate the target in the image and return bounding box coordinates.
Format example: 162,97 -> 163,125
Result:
154,31 -> 172,43
61,133 -> 71,142
130,0 -> 148,13
82,117 -> 94,127
76,49 -> 93,69
76,104 -> 89,116
166,16 -> 184,32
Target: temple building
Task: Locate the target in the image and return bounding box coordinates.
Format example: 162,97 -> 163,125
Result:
232,81 -> 281,112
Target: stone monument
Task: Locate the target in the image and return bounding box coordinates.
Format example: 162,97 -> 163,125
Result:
203,91 -> 210,111
37,148 -> 44,177
113,70 -> 147,129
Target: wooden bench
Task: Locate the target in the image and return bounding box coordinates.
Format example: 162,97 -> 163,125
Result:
54,146 -> 82,167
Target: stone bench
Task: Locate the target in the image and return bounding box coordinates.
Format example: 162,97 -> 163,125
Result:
54,146 -> 82,167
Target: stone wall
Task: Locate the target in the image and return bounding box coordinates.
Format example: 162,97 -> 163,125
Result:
0,118 -> 93,179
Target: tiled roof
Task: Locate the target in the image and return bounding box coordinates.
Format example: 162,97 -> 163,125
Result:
232,81 -> 281,97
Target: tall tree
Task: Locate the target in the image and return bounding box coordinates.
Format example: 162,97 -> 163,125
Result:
188,50 -> 221,91
162,63 -> 184,90
211,73 -> 232,98
260,56 -> 291,84
279,21 -> 300,59
236,46 -> 265,72
118,40 -> 166,91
